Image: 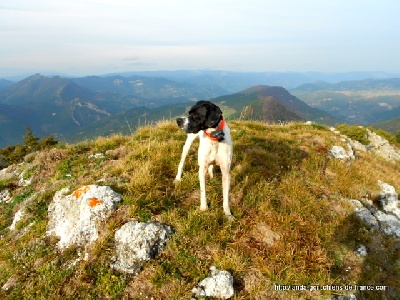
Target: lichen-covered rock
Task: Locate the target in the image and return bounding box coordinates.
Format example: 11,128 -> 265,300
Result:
46,185 -> 121,250
192,266 -> 234,299
110,221 -> 173,274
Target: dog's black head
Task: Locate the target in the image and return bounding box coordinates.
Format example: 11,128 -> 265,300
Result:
176,101 -> 222,134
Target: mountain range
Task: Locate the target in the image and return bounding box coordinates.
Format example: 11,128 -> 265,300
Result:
1,73 -> 400,147
68,84 -> 342,142
0,73 -> 229,146
291,78 -> 400,133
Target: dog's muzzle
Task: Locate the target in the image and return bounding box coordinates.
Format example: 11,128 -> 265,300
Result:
176,117 -> 186,129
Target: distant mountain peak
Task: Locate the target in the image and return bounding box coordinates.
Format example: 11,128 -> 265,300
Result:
241,85 -> 272,94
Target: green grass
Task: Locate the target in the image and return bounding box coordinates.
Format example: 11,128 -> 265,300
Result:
1,120 -> 400,299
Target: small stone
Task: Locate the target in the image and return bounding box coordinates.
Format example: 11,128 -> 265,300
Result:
89,153 -> 105,159
192,266 -> 234,299
0,189 -> 12,203
2,274 -> 19,291
356,245 -> 367,257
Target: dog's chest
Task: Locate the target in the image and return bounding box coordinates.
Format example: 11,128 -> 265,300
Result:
198,132 -> 232,165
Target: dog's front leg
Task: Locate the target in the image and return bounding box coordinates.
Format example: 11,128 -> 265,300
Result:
175,133 -> 197,183
198,162 -> 208,211
221,164 -> 232,216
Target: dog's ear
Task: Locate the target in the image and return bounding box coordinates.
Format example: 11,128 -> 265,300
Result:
189,104 -> 207,121
205,105 -> 222,128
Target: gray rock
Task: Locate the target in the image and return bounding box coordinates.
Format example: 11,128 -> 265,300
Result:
17,163 -> 34,187
47,185 -> 121,250
0,165 -> 18,182
110,221 -> 173,274
349,181 -> 400,238
329,145 -> 354,160
355,245 -> 367,257
192,266 -> 234,299
367,129 -> 400,161
0,189 -> 12,203
348,139 -> 367,153
351,202 -> 380,230
330,126 -> 400,161
378,181 -> 400,219
8,209 -> 24,231
374,211 -> 400,237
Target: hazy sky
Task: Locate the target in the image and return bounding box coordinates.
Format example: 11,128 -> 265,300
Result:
1,0 -> 399,77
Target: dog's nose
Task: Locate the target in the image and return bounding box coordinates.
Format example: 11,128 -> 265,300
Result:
176,118 -> 184,128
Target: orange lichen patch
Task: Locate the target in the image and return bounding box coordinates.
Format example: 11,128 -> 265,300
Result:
72,186 -> 91,198
89,197 -> 104,207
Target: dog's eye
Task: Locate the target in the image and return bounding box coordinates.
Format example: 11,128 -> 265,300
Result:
190,114 -> 200,121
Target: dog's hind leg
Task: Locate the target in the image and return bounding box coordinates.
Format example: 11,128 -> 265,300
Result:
207,165 -> 214,178
174,133 -> 198,183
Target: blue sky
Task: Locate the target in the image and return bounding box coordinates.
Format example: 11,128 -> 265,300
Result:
1,0 -> 399,77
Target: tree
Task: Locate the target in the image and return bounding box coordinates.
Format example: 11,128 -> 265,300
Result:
23,126 -> 39,151
396,130 -> 400,143
39,135 -> 59,148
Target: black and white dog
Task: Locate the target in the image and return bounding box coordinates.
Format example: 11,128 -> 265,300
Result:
175,101 -> 233,216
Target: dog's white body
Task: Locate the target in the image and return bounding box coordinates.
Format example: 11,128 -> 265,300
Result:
175,124 -> 233,216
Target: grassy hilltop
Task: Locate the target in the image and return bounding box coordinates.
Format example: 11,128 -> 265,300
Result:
1,120 -> 400,299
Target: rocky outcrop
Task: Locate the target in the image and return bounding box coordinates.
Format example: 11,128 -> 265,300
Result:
110,221 -> 173,274
349,181 -> 400,237
46,185 -> 122,250
191,266 -> 234,299
367,130 -> 400,161
330,127 -> 400,162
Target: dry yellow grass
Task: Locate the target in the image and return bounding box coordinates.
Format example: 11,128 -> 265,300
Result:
1,120 -> 399,299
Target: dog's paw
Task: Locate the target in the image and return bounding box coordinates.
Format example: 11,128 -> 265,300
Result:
173,177 -> 182,184
225,214 -> 235,221
200,205 -> 208,211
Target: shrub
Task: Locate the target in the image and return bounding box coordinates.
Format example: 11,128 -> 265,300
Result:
336,124 -> 370,145
0,127 -> 59,167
